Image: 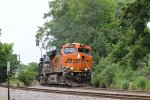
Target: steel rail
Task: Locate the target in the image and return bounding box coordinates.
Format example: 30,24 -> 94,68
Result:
0,85 -> 150,100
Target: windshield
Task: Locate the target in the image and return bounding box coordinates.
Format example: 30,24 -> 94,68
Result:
44,61 -> 50,64
78,48 -> 90,55
44,56 -> 50,64
64,47 -> 76,54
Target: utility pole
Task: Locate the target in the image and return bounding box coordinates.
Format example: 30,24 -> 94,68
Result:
7,61 -> 10,100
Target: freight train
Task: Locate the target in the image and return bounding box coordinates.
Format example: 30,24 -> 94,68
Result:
38,43 -> 92,86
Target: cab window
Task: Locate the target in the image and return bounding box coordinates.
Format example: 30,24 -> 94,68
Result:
44,61 -> 50,64
64,47 -> 76,54
78,48 -> 90,55
44,57 -> 50,64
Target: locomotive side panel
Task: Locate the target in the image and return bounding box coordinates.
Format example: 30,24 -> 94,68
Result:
54,55 -> 63,72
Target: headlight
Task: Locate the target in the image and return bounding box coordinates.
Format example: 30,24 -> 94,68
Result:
85,68 -> 88,70
71,67 -> 73,70
77,54 -> 80,59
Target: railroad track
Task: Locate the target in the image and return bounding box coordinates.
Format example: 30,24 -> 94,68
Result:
0,85 -> 150,100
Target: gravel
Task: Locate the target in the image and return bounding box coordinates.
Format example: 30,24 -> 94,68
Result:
0,87 -> 119,100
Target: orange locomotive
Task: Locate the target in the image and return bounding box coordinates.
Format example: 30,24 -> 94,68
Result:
38,43 -> 92,86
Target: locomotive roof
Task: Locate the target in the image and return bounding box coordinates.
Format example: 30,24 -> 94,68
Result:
63,43 -> 90,49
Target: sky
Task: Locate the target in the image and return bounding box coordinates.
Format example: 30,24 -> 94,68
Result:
0,0 -> 50,64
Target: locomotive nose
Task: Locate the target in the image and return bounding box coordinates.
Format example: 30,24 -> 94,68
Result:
77,53 -> 86,61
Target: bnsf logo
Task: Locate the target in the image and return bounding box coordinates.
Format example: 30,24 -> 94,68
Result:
65,58 -> 81,63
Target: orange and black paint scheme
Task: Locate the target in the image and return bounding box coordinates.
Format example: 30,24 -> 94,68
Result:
38,43 -> 92,86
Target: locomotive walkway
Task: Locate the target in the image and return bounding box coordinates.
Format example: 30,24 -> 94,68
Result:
0,84 -> 150,100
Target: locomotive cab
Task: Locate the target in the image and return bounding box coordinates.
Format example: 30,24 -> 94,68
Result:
60,43 -> 92,84
61,43 -> 92,71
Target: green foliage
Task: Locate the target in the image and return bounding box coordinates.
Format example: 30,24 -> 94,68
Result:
120,80 -> 129,90
129,82 -> 136,90
10,78 -> 20,87
112,66 -> 133,89
36,0 -> 118,50
19,64 -> 28,71
0,42 -> 19,82
124,0 -> 150,35
91,57 -> 114,88
92,53 -> 100,65
111,39 -> 128,62
90,75 -> 99,87
140,31 -> 150,49
26,62 -> 39,72
98,65 -> 115,88
132,76 -> 147,90
121,44 -> 148,70
18,70 -> 36,86
145,80 -> 150,90
17,62 -> 38,86
93,57 -> 111,75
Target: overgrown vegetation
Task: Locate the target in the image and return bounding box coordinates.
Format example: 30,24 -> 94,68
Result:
10,62 -> 38,86
0,42 -> 19,83
36,0 -> 150,90
17,62 -> 38,86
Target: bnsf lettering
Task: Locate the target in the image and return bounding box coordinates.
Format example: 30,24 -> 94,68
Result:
65,58 -> 81,63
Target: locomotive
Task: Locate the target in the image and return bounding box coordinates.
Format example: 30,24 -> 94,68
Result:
38,43 -> 92,86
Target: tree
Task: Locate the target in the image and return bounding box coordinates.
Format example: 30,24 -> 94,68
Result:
0,42 -> 19,82
35,0 -> 120,64
36,0 -> 116,45
27,62 -> 39,72
124,0 -> 150,36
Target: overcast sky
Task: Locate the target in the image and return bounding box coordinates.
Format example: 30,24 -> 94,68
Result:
0,0 -> 49,64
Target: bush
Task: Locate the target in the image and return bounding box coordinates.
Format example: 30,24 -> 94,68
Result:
91,74 -> 100,87
129,82 -> 137,90
9,79 -> 19,87
98,65 -> 115,88
93,57 -> 112,77
18,70 -> 36,86
121,44 -> 148,70
133,76 -> 147,90
145,80 -> 150,91
112,64 -> 124,88
120,80 -> 129,90
112,65 -> 134,89
91,57 -> 115,88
